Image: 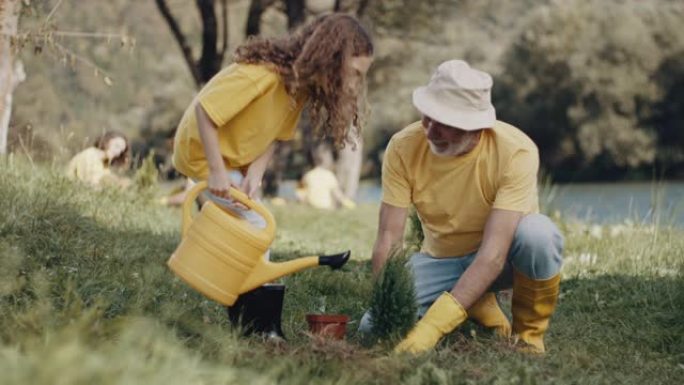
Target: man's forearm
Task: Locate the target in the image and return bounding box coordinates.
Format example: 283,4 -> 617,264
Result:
451,208 -> 521,309
450,253 -> 506,309
372,203 -> 409,277
371,236 -> 396,277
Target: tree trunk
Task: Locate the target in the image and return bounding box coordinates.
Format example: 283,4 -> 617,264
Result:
155,0 -> 229,88
246,0 -> 281,37
246,0 -> 267,37
196,0 -> 227,84
335,134 -> 363,199
284,0 -> 305,29
0,0 -> 22,155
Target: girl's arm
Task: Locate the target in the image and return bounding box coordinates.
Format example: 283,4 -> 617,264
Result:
196,103 -> 234,198
241,142 -> 277,198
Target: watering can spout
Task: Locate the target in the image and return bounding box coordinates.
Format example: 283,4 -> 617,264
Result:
239,251 -> 351,294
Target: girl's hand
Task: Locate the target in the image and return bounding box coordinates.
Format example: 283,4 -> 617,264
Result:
239,171 -> 263,199
239,141 -> 276,200
208,169 -> 234,199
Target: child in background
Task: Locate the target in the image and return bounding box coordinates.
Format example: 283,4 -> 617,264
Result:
297,144 -> 356,210
66,131 -> 131,189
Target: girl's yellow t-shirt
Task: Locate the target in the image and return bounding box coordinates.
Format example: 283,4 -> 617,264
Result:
381,120 -> 540,257
173,63 -> 307,179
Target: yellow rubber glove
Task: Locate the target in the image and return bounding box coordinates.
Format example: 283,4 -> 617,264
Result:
467,292 -> 511,338
394,292 -> 467,354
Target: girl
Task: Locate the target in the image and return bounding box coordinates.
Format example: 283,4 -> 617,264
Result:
66,131 -> 130,188
172,13 -> 373,213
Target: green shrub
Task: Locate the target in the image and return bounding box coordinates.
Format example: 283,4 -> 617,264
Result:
368,246 -> 417,342
133,150 -> 159,195
496,0 -> 684,179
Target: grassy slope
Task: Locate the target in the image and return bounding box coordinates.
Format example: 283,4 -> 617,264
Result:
1,160 -> 682,385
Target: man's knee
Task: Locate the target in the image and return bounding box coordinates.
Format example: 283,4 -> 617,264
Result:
510,214 -> 564,279
358,311 -> 373,334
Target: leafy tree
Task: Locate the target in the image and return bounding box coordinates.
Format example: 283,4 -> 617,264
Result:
652,52 -> 684,177
495,0 -> 684,179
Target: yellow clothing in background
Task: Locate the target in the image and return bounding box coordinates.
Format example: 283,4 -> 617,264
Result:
300,166 -> 341,210
173,63 -> 307,180
66,147 -> 112,187
382,120 -> 539,257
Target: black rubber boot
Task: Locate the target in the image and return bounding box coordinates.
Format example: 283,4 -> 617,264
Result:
227,284 -> 286,340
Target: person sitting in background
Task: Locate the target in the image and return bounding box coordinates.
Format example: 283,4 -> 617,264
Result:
296,144 -> 356,210
66,131 -> 131,189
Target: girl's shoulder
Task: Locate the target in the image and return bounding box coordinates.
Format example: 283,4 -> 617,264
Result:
232,63 -> 281,88
71,147 -> 104,162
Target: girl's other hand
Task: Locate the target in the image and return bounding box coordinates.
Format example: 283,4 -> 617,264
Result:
239,172 -> 262,199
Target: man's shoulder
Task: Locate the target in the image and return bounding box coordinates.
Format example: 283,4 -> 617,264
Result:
388,121 -> 424,150
490,120 -> 538,154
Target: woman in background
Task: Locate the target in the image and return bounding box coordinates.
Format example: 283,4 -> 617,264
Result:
66,131 -> 131,188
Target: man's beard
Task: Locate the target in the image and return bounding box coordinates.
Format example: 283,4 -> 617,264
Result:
427,134 -> 478,157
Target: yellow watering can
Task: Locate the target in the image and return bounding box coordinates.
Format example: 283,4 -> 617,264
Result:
167,181 -> 350,306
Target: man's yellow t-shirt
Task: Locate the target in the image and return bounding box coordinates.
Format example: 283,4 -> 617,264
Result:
173,63 -> 307,179
382,120 -> 540,257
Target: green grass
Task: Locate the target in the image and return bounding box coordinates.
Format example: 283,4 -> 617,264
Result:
1,158 -> 682,384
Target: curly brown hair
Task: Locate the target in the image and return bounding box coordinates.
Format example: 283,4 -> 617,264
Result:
234,13 -> 373,148
94,131 -> 129,167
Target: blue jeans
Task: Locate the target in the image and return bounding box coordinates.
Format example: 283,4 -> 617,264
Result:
359,213 -> 564,333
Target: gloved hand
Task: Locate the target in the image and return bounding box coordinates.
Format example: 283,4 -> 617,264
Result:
394,292 -> 467,354
467,292 -> 511,338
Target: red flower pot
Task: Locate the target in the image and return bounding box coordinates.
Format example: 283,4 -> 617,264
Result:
305,314 -> 349,340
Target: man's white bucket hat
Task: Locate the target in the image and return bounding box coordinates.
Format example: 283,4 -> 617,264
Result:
412,60 -> 496,131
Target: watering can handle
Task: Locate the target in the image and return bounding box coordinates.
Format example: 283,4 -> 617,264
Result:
181,180 -> 276,238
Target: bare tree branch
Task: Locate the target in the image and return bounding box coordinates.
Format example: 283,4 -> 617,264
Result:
44,0 -> 64,25
284,0 -> 305,30
154,0 -> 201,86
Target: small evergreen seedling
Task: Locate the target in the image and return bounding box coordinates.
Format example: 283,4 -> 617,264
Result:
369,245 -> 417,343
133,150 -> 159,192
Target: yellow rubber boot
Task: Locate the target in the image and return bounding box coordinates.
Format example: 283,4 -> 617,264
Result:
511,270 -> 560,353
467,292 -> 511,338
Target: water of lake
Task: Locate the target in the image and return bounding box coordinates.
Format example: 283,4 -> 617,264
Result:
279,181 -> 684,227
